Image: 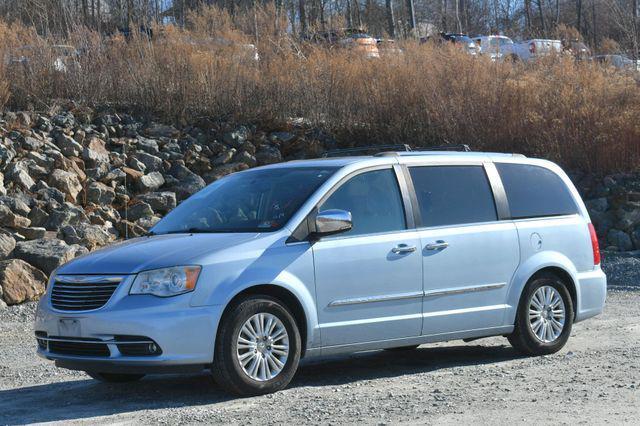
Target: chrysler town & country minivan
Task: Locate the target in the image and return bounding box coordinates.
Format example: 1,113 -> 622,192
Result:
35,150 -> 607,395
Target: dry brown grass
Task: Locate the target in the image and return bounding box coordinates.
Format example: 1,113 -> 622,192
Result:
0,15 -> 639,174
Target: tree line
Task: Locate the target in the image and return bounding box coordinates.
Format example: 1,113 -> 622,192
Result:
0,0 -> 637,54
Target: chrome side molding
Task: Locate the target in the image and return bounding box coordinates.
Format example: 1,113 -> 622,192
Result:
423,282 -> 506,298
328,291 -> 424,307
328,283 -> 506,307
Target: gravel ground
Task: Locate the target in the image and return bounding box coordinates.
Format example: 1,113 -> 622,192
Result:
1,255 -> 639,425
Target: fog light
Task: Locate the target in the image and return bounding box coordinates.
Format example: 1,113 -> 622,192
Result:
148,343 -> 158,354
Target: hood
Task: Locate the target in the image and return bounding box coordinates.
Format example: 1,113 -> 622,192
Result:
56,233 -> 261,275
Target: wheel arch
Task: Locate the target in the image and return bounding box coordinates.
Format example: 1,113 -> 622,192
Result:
506,251 -> 580,324
218,283 -> 313,357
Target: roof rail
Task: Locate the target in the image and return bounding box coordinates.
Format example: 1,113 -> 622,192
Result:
321,144 -> 412,158
414,144 -> 472,152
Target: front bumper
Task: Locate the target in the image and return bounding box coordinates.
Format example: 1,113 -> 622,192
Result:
35,277 -> 223,373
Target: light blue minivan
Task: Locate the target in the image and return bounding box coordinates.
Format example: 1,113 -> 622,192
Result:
35,149 -> 607,395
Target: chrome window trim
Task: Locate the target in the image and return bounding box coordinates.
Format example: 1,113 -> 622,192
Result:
402,162 -> 501,228
310,164 -> 412,241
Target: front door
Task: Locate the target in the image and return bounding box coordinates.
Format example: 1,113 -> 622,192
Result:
406,164 -> 520,335
312,167 -> 423,347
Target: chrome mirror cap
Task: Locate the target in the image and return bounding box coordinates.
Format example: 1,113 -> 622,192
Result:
315,209 -> 352,236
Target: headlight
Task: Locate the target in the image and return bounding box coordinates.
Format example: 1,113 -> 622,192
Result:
130,266 -> 201,297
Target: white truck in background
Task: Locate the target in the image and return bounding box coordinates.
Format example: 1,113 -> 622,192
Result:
502,39 -> 563,62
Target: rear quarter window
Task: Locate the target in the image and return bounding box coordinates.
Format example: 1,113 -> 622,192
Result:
496,163 -> 578,219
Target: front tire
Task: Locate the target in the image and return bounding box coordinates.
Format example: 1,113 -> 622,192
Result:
86,372 -> 145,383
508,273 -> 574,356
213,295 -> 302,396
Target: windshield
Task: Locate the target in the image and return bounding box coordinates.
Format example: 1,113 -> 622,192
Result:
151,167 -> 338,234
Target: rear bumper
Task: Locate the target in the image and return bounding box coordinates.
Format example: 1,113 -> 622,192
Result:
575,268 -> 607,322
35,294 -> 223,373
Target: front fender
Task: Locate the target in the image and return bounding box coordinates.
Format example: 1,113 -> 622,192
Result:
504,250 -> 580,325
191,242 -> 319,351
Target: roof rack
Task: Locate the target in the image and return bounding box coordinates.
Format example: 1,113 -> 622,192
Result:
321,144 -> 412,158
321,143 -> 472,158
415,144 -> 472,152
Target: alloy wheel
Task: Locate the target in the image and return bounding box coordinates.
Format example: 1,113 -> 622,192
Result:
528,285 -> 566,343
236,313 -> 289,381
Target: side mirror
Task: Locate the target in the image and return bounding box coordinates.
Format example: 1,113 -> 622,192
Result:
314,209 -> 352,237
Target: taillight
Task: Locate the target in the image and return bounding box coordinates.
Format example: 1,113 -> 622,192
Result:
588,223 -> 601,265
529,42 -> 536,54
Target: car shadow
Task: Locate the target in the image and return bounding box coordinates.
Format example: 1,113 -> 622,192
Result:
0,343 -> 522,424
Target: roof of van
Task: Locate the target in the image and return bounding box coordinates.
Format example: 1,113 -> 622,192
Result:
259,151 -> 527,169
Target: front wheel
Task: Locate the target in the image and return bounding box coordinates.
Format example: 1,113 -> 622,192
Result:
508,273 -> 574,356
213,295 -> 302,396
86,372 -> 145,383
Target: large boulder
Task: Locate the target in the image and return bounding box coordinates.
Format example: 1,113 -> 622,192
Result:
0,234 -> 16,260
167,164 -> 205,201
49,169 -> 83,202
134,151 -> 163,172
61,223 -> 114,250
5,161 -> 36,190
0,205 -> 31,229
86,181 -> 116,205
0,195 -> 31,216
44,202 -> 88,230
136,191 -> 176,214
54,133 -> 83,157
136,171 -> 165,193
0,140 -> 16,168
607,229 -> 633,251
13,238 -> 85,275
125,201 -> 154,222
255,144 -> 282,165
0,259 -> 47,305
82,137 -> 110,165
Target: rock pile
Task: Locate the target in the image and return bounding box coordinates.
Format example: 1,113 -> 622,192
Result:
573,172 -> 640,252
0,108 -> 330,305
0,107 -> 638,306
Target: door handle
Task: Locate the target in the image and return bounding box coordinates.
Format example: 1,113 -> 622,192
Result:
391,244 -> 417,254
425,240 -> 449,250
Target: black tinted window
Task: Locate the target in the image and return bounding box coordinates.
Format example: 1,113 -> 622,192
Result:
496,163 -> 578,219
320,169 -> 406,236
410,166 -> 497,227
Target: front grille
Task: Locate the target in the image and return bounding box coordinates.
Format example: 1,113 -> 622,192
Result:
51,276 -> 122,311
48,336 -> 110,357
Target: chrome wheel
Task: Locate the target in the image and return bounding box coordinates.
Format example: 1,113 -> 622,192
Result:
528,286 -> 566,343
236,313 -> 289,381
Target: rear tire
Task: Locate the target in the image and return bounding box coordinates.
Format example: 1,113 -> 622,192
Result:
86,372 -> 145,383
508,273 -> 574,356
213,295 -> 302,396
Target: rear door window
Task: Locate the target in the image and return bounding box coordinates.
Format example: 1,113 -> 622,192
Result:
496,163 -> 578,219
409,166 -> 497,227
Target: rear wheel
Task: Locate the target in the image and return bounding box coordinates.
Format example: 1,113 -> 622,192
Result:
213,295 -> 301,396
86,372 -> 145,383
508,273 -> 574,356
